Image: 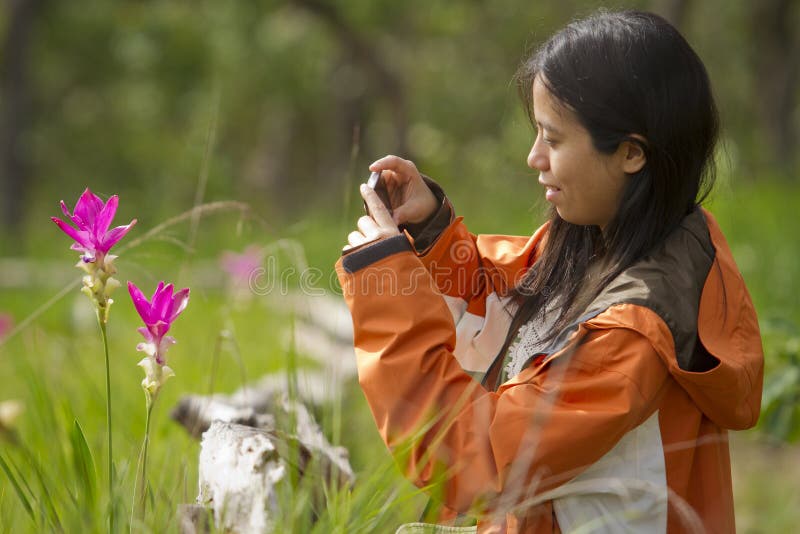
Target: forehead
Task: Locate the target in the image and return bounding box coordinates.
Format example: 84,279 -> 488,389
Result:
532,76 -> 571,126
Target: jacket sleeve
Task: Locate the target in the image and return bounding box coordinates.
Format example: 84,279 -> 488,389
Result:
336,239 -> 670,515
345,180 -> 549,376
411,214 -> 548,317
383,176 -> 548,324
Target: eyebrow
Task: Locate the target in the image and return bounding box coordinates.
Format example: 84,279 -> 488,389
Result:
536,119 -> 563,136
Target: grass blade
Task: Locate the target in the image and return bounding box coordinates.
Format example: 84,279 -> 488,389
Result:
0,452 -> 35,521
69,419 -> 97,508
23,448 -> 64,532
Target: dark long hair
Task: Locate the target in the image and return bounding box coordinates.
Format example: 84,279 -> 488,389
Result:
495,10 -> 719,370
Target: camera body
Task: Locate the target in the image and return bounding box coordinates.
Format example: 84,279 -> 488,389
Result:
365,171 -> 393,215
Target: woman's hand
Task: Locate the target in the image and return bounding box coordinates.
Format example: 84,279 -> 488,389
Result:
369,155 -> 438,226
344,183 -> 401,251
343,156 -> 439,251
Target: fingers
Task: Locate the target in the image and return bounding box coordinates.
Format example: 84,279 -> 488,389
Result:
344,230 -> 368,250
369,155 -> 419,177
361,184 -> 396,229
357,214 -> 379,236
343,192 -> 400,251
375,169 -> 400,187
343,156 -> 416,252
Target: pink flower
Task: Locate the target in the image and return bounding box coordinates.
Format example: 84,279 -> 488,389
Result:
0,313 -> 13,340
52,188 -> 137,262
128,281 -> 189,365
220,245 -> 263,286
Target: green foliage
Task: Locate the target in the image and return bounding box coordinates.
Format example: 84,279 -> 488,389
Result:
758,320 -> 800,442
704,177 -> 800,447
0,204 -> 424,530
0,453 -> 35,523
4,156 -> 797,532
1,0 -> 799,531
5,0 -> 798,254
70,419 -> 98,512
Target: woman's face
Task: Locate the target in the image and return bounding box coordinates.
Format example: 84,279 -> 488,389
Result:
527,77 -> 631,229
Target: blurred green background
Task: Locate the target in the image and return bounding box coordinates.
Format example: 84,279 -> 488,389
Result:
1,0 -> 799,532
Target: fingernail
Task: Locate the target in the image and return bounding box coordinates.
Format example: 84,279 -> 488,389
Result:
360,183 -> 368,192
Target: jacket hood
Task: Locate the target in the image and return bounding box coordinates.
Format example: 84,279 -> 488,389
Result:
580,208 -> 764,430
670,209 -> 764,429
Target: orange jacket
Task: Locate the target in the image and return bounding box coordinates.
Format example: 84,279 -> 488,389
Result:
335,207 -> 763,533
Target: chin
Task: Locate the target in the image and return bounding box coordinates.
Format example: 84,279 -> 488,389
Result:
556,210 -> 600,227
555,208 -> 579,224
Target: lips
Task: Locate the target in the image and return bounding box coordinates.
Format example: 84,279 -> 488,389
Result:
538,176 -> 561,202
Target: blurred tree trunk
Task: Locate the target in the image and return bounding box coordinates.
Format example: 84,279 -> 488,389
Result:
292,0 -> 409,156
750,0 -> 799,177
652,0 -> 691,28
1,0 -> 41,232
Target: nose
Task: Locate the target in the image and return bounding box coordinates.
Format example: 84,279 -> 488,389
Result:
527,135 -> 549,172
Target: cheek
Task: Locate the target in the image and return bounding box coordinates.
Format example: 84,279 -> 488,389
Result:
548,152 -> 573,181
592,172 -> 629,220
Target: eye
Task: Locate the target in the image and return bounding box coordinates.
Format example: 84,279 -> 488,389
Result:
543,136 -> 557,147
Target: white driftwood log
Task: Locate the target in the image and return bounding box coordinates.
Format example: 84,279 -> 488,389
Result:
177,392 -> 354,533
176,293 -> 358,532
197,422 -> 288,533
171,293 -> 357,438
171,391 -> 277,440
174,390 -> 355,481
196,419 -> 354,533
177,504 -> 210,534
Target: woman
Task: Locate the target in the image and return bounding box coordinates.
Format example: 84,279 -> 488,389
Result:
336,10 -> 763,533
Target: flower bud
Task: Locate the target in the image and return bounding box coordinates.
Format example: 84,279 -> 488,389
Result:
138,357 -> 175,400
0,399 -> 24,432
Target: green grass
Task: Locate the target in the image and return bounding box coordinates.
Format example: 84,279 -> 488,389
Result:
1,176 -> 799,532
0,203 -> 428,532
0,285 -> 425,532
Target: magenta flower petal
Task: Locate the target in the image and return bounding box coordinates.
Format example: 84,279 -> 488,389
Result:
100,220 -> 137,252
168,288 -> 190,322
150,282 -> 169,319
155,284 -> 176,321
148,321 -> 170,340
60,201 -> 74,220
60,199 -> 85,228
54,188 -> 135,261
94,195 -> 119,238
128,281 -> 153,324
52,217 -> 92,249
129,280 -> 190,366
73,189 -> 104,228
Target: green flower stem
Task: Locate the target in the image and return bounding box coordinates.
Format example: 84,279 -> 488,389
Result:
131,394 -> 154,530
98,316 -> 114,533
